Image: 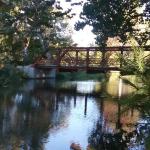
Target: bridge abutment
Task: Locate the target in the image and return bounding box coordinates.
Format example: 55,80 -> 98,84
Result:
17,65 -> 56,79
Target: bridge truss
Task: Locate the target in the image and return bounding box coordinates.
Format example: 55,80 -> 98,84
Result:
35,46 -> 150,72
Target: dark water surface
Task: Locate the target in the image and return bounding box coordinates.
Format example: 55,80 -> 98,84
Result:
0,75 -> 149,150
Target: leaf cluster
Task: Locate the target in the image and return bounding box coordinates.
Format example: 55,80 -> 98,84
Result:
120,45 -> 150,116
0,0 -> 73,64
75,0 -> 150,46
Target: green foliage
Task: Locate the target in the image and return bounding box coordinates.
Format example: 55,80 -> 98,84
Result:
120,44 -> 150,82
75,0 -> 150,46
120,86 -> 150,114
120,46 -> 147,75
0,0 -> 73,65
146,136 -> 150,150
0,64 -> 24,87
119,45 -> 150,115
56,71 -> 105,81
56,72 -> 72,80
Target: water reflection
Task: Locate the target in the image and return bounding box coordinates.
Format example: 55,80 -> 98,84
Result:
0,80 -> 101,150
106,71 -> 136,97
0,75 -> 145,150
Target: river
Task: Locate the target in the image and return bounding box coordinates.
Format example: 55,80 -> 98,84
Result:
0,73 -> 149,150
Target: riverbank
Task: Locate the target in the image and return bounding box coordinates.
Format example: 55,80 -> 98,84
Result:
56,71 -> 106,81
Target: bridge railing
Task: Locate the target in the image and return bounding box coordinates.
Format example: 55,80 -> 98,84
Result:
35,46 -> 150,72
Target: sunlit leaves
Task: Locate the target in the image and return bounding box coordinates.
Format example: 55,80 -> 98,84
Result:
0,0 -> 73,64
120,44 -> 150,116
75,0 -> 150,46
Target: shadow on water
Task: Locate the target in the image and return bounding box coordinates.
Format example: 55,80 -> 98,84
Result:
0,74 -> 150,150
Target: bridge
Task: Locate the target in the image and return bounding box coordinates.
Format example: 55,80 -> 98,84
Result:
34,46 -> 150,73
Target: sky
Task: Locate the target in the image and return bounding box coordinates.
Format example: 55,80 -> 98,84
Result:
58,1 -> 149,47
59,0 -> 96,46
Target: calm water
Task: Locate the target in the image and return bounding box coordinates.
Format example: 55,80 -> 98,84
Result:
0,74 -> 148,150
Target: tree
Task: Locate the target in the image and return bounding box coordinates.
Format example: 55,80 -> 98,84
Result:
0,0 -> 73,64
75,0 -> 150,46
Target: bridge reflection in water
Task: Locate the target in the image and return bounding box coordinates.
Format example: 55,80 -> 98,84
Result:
0,73 -> 142,150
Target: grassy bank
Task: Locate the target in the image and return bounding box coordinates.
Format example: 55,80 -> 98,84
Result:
56,71 -> 106,81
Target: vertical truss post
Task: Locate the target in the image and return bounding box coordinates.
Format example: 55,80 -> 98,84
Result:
86,48 -> 89,71
76,50 -> 78,68
120,47 -> 124,68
